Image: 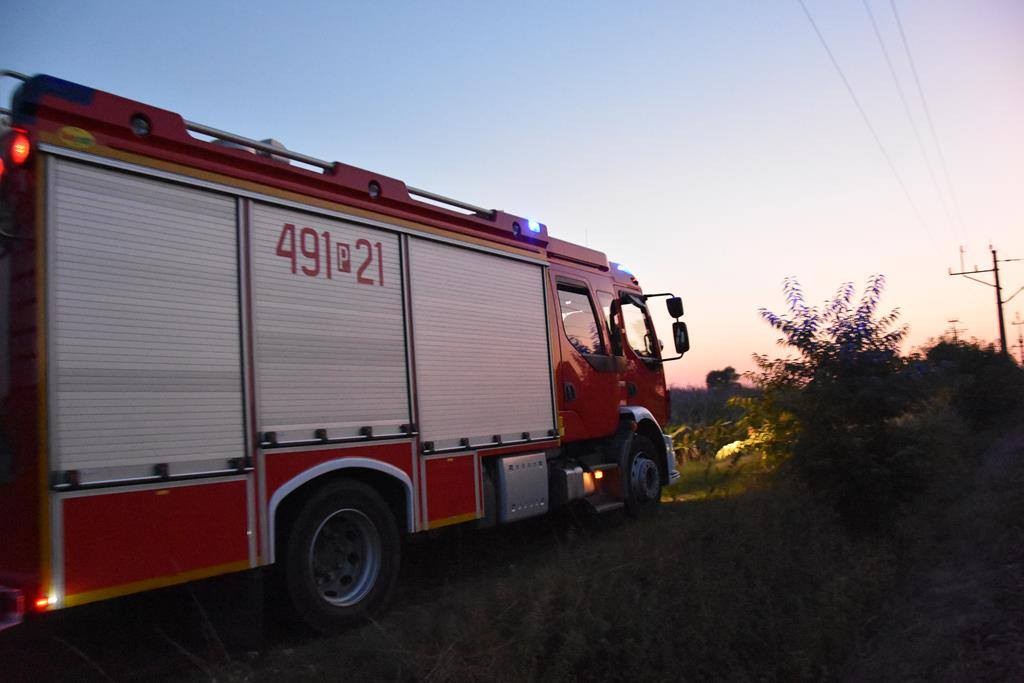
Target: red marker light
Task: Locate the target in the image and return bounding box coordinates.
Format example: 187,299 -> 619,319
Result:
34,597 -> 50,610
0,157 -> 5,181
11,132 -> 30,165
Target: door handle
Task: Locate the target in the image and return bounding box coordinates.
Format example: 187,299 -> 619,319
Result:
563,382 -> 577,402
627,382 -> 637,397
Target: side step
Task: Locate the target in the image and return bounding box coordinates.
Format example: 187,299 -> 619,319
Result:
585,494 -> 624,514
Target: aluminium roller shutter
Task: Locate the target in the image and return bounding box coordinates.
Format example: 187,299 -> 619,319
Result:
48,159 -> 244,478
250,204 -> 409,443
408,237 -> 555,449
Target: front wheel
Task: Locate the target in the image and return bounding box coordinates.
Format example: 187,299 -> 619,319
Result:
625,435 -> 662,516
284,479 -> 400,633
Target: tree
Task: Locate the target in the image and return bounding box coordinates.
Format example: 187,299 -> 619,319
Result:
706,366 -> 740,389
759,274 -> 907,384
754,275 -> 921,529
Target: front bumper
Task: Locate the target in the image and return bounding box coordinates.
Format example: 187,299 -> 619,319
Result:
662,434 -> 680,483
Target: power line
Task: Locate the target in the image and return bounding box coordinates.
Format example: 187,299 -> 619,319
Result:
796,0 -> 937,250
862,0 -> 960,245
889,0 -> 970,244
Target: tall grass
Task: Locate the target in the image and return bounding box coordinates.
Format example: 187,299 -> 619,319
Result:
247,477 -> 893,681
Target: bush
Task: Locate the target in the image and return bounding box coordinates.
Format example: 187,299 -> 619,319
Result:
754,275 -> 963,530
924,341 -> 1024,427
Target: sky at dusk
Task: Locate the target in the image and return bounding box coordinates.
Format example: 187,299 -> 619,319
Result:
3,1 -> 1022,386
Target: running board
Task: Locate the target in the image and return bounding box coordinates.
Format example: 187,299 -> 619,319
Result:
585,494 -> 624,514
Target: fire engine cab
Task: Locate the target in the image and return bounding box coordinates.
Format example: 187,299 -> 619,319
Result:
0,69 -> 690,632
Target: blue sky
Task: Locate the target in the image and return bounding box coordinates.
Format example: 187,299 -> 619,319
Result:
4,1 -> 1023,385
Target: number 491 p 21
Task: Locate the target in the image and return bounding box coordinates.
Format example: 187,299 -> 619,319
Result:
275,223 -> 383,286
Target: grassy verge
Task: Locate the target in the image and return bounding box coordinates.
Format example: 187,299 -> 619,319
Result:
239,464 -> 894,681
9,425 -> 1015,680
662,453 -> 764,502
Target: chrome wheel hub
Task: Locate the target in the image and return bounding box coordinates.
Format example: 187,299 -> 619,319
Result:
630,454 -> 660,502
309,508 -> 381,607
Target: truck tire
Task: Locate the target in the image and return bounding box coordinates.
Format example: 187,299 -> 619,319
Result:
625,435 -> 662,516
284,479 -> 400,633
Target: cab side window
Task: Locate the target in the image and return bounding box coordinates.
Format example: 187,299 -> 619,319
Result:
557,284 -> 606,356
621,296 -> 658,358
597,290 -> 623,356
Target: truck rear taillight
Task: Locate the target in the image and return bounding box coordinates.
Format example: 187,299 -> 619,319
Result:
0,157 -> 5,182
9,132 -> 30,166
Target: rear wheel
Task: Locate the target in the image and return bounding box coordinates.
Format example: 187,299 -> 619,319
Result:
625,435 -> 662,516
284,479 -> 400,632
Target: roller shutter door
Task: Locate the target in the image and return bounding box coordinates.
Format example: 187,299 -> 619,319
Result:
250,204 -> 409,443
49,160 -> 244,477
408,238 -> 555,449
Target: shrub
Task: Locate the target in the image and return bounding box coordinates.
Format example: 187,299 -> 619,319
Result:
755,275 -> 947,529
924,341 -> 1024,427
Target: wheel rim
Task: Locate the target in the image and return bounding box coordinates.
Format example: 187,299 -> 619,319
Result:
308,508 -> 382,607
630,453 -> 660,502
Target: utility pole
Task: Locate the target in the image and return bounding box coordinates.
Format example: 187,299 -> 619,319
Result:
1013,313 -> 1024,366
948,247 -> 1023,355
946,319 -> 966,344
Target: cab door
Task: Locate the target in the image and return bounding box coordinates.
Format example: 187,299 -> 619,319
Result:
550,270 -> 620,442
617,290 -> 669,426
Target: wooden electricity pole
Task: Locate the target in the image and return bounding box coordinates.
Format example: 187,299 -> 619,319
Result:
948,247 -> 1022,355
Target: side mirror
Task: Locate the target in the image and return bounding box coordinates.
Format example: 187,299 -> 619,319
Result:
666,297 -> 684,319
620,292 -> 646,309
672,321 -> 690,355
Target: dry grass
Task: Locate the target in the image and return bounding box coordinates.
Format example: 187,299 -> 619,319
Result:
246,471 -> 894,681
5,426 -> 1018,681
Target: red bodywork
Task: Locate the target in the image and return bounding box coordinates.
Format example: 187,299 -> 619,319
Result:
0,128 -> 45,610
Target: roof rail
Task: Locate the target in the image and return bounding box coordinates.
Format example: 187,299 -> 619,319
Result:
184,121 -> 495,218
1,68 -> 497,219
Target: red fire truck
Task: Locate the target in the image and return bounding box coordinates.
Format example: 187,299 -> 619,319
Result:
0,70 -> 689,632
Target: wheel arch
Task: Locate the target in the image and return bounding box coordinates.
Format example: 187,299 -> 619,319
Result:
619,406 -> 669,484
268,458 -> 414,564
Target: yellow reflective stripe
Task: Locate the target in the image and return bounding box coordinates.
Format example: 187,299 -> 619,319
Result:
426,512 -> 479,530
62,560 -> 250,608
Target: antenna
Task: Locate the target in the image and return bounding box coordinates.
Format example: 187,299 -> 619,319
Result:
945,319 -> 966,345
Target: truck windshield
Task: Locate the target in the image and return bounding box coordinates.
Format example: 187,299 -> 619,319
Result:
621,297 -> 658,359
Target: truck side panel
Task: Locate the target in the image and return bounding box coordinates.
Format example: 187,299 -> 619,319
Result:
59,478 -> 251,606
421,451 -> 479,529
